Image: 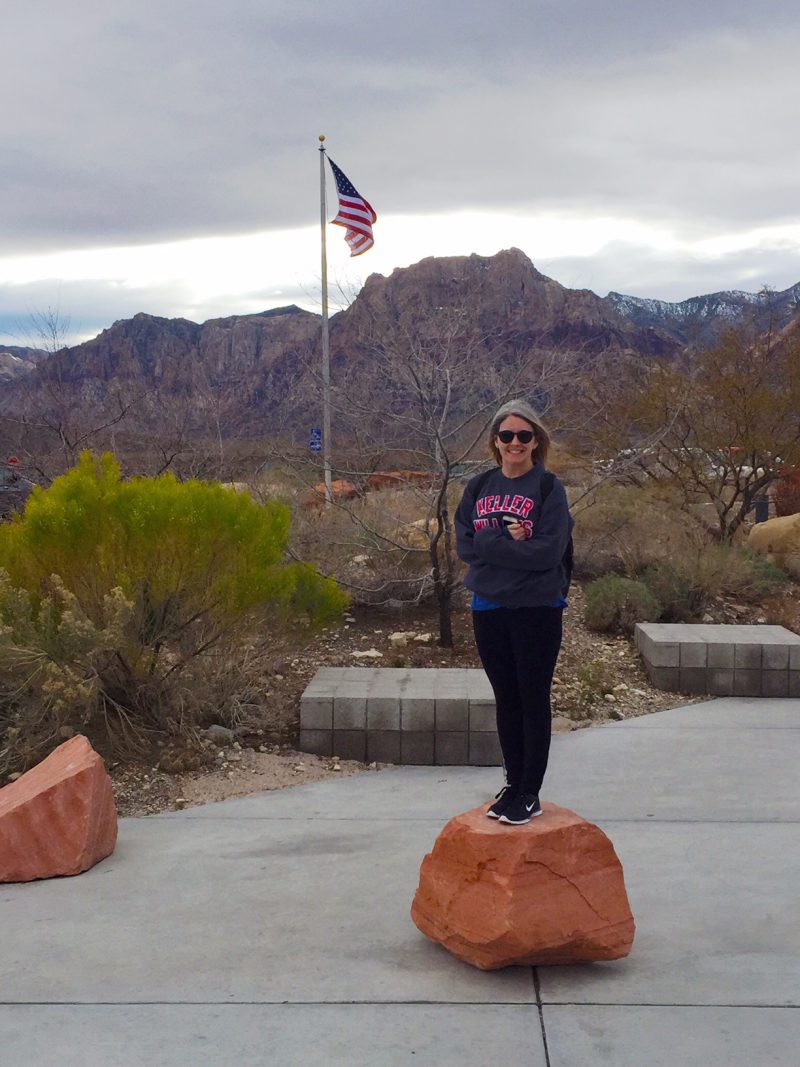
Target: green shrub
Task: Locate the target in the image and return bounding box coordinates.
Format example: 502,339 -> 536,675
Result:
0,452 -> 346,773
640,562 -> 702,622
584,575 -> 662,634
734,548 -> 787,597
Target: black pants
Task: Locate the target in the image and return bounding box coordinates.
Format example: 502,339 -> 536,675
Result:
472,606 -> 563,795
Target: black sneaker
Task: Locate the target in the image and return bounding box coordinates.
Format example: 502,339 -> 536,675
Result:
498,793 -> 542,824
486,785 -> 517,819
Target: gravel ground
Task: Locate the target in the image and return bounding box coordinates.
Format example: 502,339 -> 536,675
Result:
111,748 -> 373,817
111,580 -> 798,817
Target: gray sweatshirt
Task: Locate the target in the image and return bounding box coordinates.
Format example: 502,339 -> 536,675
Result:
454,465 -> 573,607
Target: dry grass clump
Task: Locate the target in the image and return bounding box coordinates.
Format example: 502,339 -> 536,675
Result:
573,483 -> 702,579
290,482 -> 466,606
575,483 -> 789,632
584,575 -> 662,634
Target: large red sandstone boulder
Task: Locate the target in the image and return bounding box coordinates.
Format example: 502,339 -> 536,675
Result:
411,802 -> 635,969
0,735 -> 118,883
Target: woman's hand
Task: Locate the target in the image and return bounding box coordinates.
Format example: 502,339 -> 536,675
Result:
506,521 -> 527,542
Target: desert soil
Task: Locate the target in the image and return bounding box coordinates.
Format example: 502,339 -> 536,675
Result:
111,580 -> 796,817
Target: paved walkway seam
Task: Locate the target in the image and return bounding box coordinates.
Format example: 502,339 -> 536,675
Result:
4,999 -> 799,1009
158,814 -> 800,825
0,998 -> 543,1007
540,1001 -> 800,1010
533,970 -> 553,1067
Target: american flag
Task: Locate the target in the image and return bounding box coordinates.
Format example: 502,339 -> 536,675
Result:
327,157 -> 377,256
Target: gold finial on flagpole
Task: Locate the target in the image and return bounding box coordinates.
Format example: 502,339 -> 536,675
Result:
319,134 -> 326,142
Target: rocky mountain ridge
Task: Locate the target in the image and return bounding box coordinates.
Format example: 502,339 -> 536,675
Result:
340,248 -> 678,358
2,250 -> 798,435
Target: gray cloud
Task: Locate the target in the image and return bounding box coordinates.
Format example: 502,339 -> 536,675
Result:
0,276 -> 312,346
2,0 -> 799,329
4,2 -> 800,247
538,242 -> 800,304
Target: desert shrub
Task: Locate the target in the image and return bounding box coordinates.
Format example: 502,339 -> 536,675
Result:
554,658 -> 617,723
635,545 -> 786,622
640,562 -> 703,622
635,545 -> 786,623
573,659 -> 616,718
671,544 -> 786,607
584,575 -> 662,634
290,483 -> 462,606
774,467 -> 800,517
726,548 -> 787,598
547,445 -> 592,487
0,452 -> 346,775
573,484 -> 705,580
575,481 -> 789,612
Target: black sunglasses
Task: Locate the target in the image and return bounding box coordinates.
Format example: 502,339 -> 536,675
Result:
497,429 -> 535,444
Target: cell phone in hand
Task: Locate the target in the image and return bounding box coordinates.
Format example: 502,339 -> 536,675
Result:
502,516 -> 518,526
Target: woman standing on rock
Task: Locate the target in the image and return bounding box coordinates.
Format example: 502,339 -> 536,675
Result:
454,400 -> 573,825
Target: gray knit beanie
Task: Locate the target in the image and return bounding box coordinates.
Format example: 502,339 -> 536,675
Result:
490,399 -> 546,431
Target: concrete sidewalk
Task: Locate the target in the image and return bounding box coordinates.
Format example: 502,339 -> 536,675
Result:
1,697 -> 799,1066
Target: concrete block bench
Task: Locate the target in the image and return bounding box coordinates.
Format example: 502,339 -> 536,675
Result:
635,622 -> 800,697
299,667 -> 502,766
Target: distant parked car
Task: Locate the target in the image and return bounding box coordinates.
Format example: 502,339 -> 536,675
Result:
0,458 -> 35,521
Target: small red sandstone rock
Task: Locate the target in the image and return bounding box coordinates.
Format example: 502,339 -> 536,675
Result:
304,479 -> 359,509
411,802 -> 635,969
0,735 -> 118,883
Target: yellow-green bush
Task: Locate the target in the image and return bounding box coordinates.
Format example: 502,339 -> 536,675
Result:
0,452 -> 346,772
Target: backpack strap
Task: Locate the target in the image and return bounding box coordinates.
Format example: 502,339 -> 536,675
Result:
470,467 -> 495,500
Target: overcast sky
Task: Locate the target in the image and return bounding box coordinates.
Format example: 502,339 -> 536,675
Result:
2,0 -> 800,343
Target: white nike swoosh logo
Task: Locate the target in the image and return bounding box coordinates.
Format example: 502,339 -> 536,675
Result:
526,803 -> 535,812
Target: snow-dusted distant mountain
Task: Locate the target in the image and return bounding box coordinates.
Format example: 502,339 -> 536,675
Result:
0,346 -> 45,383
606,282 -> 800,344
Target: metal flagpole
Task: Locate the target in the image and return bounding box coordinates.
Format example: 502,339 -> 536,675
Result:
318,134 -> 333,506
